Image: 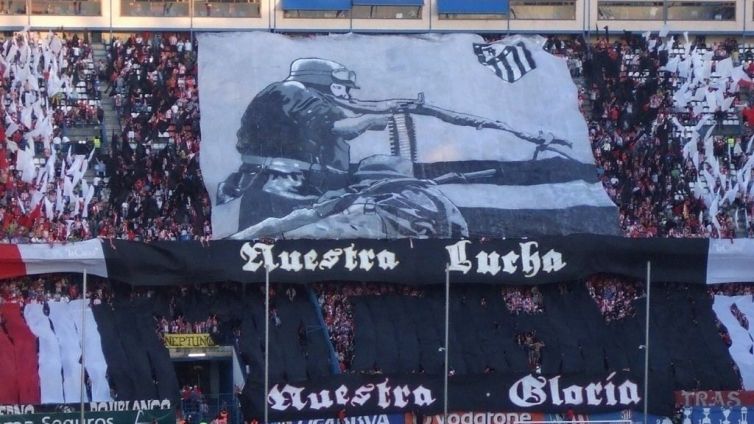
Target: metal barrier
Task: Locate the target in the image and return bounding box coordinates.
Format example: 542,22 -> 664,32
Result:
180,393 -> 241,424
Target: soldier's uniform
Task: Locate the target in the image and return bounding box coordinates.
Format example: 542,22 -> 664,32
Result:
220,58 -> 484,238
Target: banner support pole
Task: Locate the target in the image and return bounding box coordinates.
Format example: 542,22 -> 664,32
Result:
506,4 -> 511,35
264,265 -> 270,424
81,268 -> 87,420
428,0 -> 432,32
443,264 -> 450,424
109,0 -> 112,40
643,260 -> 651,424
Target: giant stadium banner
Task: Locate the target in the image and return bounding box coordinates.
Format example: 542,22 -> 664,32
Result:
0,280 -> 178,405
1,235 -> 752,420
197,32 -> 620,240
239,371 -> 666,421
1,236 -> 754,285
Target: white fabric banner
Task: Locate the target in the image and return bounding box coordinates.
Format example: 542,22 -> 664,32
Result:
712,295 -> 754,389
48,302 -> 87,403
198,32 -> 616,239
23,304 -> 64,404
437,181 -> 616,209
17,239 -> 108,277
707,239 -> 754,284
69,299 -> 112,402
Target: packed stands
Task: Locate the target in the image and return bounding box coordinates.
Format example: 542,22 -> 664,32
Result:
0,32 -> 105,243
573,34 -> 754,237
99,33 -> 210,242
0,31 -> 209,244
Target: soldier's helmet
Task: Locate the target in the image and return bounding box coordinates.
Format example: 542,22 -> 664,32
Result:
285,58 -> 359,89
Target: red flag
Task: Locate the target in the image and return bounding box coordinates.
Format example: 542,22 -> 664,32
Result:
2,207 -> 14,230
17,214 -> 30,229
15,201 -> 41,230
28,202 -> 42,223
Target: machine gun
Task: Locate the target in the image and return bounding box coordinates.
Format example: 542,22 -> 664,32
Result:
332,92 -> 576,161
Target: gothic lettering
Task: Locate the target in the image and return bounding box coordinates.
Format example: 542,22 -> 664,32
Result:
444,241 -> 566,279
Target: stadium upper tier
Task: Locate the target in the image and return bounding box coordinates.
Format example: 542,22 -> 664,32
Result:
0,0 -> 750,33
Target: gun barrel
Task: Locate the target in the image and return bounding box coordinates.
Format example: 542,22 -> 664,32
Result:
464,169 -> 497,179
432,168 -> 496,184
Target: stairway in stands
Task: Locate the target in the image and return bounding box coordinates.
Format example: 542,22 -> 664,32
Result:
92,42 -> 120,152
56,45 -> 103,154
573,76 -> 592,117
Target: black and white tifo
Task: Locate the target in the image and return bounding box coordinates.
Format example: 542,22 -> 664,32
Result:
197,33 -> 619,240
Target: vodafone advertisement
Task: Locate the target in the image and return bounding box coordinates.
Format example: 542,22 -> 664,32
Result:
418,412 -> 545,424
417,410 -> 668,424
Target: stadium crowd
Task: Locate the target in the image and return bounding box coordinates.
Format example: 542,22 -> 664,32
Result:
502,286 -> 544,314
0,31 -> 210,244
314,283 -> 424,371
0,274 -> 111,307
99,32 -> 209,242
585,274 -> 642,321
578,34 -> 753,238
0,32 -> 106,243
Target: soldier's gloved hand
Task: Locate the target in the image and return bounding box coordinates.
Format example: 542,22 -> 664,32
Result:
397,100 -> 421,112
369,115 -> 391,130
539,130 -> 573,148
539,130 -> 554,144
475,120 -> 495,130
